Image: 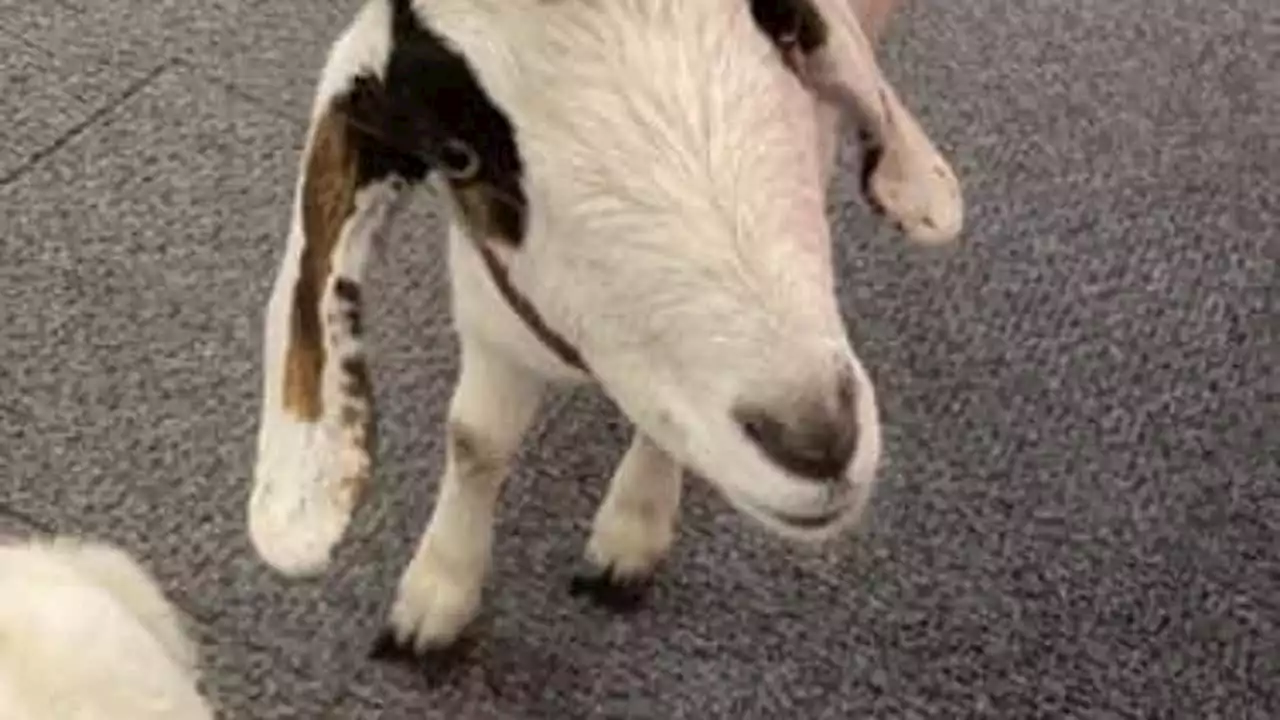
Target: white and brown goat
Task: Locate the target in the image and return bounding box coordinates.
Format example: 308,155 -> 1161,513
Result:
249,0 -> 962,654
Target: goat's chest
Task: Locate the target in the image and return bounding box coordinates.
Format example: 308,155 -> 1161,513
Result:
444,225 -> 595,386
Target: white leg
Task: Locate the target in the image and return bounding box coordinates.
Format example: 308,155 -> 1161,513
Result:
385,338 -> 546,652
574,432 -> 684,604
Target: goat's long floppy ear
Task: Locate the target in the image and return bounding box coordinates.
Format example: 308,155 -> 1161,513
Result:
249,64 -> 429,576
805,0 -> 963,244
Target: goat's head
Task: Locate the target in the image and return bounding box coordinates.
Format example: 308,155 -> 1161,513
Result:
316,0 -> 961,546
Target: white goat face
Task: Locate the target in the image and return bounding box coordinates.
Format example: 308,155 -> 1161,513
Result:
486,3 -> 880,534
252,0 -> 964,577
427,0 -> 946,536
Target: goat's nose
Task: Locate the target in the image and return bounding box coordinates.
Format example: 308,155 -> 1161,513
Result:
734,369 -> 859,482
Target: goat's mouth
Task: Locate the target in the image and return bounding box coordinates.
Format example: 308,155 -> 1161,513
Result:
620,364 -> 884,543
749,498 -> 846,530
722,476 -> 872,540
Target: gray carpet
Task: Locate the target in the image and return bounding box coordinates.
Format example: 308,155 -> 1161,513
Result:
1,0 -> 1276,717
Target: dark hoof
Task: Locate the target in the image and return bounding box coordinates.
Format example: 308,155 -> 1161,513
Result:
368,627 -> 476,682
569,566 -> 652,613
368,628 -> 415,662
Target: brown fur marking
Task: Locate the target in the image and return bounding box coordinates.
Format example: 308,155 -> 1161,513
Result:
283,106 -> 359,419
447,420 -> 505,479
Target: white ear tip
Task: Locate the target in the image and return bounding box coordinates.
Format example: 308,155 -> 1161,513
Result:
247,487 -> 344,578
870,159 -> 964,245
248,424 -> 364,578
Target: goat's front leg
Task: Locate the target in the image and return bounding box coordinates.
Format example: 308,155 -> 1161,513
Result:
571,433 -> 684,610
379,338 -> 546,654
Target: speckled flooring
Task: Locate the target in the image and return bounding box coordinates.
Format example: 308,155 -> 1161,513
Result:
1,1 -> 1276,717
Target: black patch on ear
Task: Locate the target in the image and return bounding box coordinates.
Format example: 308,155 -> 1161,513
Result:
338,75 -> 432,188
336,0 -> 527,244
749,0 -> 829,55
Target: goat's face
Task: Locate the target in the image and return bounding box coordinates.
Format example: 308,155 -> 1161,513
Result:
335,0 -> 959,543
423,0 -> 904,541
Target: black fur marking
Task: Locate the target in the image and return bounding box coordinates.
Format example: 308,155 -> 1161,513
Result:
337,0 -> 527,243
332,277 -> 361,305
338,75 -> 432,189
332,277 -> 363,336
330,0 -> 588,374
749,0 -> 829,56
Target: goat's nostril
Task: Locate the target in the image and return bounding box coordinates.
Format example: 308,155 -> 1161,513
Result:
735,393 -> 859,483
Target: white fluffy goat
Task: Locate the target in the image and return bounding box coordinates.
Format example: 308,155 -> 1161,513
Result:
248,0 -> 963,655
0,536 -> 214,720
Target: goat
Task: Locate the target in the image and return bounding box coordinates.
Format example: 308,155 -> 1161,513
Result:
0,535 -> 215,719
248,0 -> 962,655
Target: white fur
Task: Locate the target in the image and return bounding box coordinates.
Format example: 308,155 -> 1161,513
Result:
389,335 -> 547,649
585,433 -> 685,581
251,0 -> 963,646
0,536 -> 214,720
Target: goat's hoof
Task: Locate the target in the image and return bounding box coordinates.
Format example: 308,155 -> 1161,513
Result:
368,628 -> 474,680
369,628 -> 432,662
569,566 -> 652,612
385,546 -> 485,653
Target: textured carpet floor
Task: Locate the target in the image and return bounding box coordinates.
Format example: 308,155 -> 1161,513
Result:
1,0 -> 1276,717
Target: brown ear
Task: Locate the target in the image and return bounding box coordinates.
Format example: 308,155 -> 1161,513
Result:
283,101 -> 360,422
804,0 -> 963,244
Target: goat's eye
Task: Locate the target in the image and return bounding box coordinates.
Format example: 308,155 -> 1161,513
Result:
438,138 -> 481,181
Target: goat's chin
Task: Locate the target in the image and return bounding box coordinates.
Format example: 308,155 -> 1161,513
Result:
703,403 -> 883,545
609,361 -> 884,546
